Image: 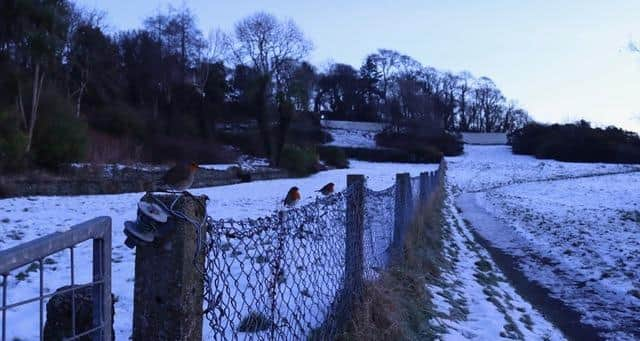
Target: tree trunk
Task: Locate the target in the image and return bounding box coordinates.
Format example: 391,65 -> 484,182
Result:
253,76 -> 274,164
75,82 -> 86,118
16,81 -> 27,130
26,63 -> 45,153
198,96 -> 211,140
274,93 -> 293,166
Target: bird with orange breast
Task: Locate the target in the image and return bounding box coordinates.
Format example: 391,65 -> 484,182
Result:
283,186 -> 301,207
316,182 -> 335,196
155,162 -> 199,191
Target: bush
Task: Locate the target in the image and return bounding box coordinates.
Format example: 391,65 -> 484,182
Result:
318,146 -> 349,168
376,130 -> 463,159
0,110 -> 28,171
32,92 -> 87,169
88,103 -> 144,140
279,144 -> 319,177
146,135 -> 239,164
217,130 -> 267,157
406,145 -> 443,163
511,121 -> 640,164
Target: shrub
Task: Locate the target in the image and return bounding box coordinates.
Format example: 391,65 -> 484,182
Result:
511,121 -> 640,164
32,93 -> 87,169
318,146 -> 349,168
88,103 -> 144,140
0,110 -> 28,171
217,130 -> 267,157
406,145 -> 443,163
146,135 -> 239,164
376,129 -> 463,159
279,144 -> 318,177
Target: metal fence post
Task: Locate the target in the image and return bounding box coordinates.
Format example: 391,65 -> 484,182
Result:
392,173 -> 410,260
345,174 -> 365,302
132,194 -> 206,341
92,220 -> 112,341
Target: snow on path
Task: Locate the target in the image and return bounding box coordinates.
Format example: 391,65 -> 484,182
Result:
428,188 -> 565,340
0,160 -> 436,340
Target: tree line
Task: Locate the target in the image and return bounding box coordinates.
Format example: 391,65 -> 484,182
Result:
0,0 -> 530,170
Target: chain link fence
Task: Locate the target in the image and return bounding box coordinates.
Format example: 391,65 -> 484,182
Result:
204,162 -> 445,340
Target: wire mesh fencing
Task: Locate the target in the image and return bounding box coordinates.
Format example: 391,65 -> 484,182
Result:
204,162 -> 446,340
205,191 -> 349,340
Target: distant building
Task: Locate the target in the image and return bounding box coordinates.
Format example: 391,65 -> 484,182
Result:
461,132 -> 508,145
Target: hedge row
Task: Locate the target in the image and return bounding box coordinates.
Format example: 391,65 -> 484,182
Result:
510,121 -> 640,164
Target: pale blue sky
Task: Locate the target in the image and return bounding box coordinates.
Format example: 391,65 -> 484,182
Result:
78,0 -> 640,133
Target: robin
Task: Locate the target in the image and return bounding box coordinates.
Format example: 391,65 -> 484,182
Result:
156,162 -> 199,191
316,182 -> 335,196
283,186 -> 301,207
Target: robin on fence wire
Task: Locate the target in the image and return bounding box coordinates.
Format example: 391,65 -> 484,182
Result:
155,162 -> 199,191
316,182 -> 334,196
283,186 -> 301,207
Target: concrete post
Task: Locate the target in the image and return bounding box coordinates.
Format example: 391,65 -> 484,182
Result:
392,173 -> 411,259
419,172 -> 428,204
345,174 -> 365,300
132,193 -> 207,341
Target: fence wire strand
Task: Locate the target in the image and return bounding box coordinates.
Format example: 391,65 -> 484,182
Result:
363,185 -> 395,280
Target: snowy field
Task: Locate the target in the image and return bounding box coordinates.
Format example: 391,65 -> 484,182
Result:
447,145 -> 639,193
0,160 -> 436,340
445,145 -> 640,340
478,173 -> 640,339
321,120 -> 385,148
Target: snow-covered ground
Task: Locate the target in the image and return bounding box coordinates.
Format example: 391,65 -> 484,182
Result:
321,120 -> 385,148
447,145 -> 639,193
444,145 -> 640,340
0,160 -> 436,340
70,156 -> 272,173
477,173 -> 640,339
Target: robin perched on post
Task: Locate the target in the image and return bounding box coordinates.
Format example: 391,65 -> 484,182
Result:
316,182 -> 335,196
155,162 -> 199,191
283,186 -> 301,207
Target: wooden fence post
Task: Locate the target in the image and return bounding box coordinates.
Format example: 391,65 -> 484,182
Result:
392,173 -> 411,259
132,194 -> 206,341
345,174 -> 365,301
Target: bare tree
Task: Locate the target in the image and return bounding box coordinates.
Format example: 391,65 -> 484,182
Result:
225,12 -> 312,165
227,12 -> 312,89
456,71 -> 473,131
472,77 -> 505,132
